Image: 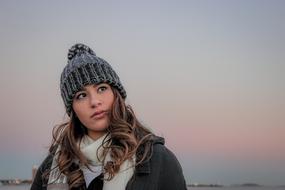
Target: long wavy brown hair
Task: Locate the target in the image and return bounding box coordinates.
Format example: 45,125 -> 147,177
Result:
47,87 -> 154,189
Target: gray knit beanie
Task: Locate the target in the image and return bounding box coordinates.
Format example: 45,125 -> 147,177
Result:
60,43 -> 127,116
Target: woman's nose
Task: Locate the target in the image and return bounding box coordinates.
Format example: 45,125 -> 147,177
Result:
89,94 -> 102,108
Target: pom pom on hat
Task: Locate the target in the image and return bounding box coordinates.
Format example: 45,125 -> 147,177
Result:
67,43 -> 96,62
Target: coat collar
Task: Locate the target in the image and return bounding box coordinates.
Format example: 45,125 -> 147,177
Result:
135,135 -> 165,174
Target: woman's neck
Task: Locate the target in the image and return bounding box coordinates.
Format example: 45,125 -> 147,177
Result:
87,130 -> 108,141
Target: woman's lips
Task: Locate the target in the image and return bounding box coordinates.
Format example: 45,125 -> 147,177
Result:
91,111 -> 107,119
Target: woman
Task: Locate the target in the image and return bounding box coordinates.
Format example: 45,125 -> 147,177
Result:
31,43 -> 187,190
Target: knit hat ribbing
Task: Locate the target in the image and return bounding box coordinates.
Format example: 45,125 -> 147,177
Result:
60,43 -> 126,116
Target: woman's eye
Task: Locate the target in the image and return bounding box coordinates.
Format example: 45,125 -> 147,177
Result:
76,93 -> 86,100
98,86 -> 107,93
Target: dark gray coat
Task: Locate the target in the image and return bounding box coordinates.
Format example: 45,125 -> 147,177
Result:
31,136 -> 187,190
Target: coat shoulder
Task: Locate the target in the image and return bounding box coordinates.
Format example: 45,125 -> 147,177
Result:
151,135 -> 188,190
151,135 -> 182,170
152,137 -> 180,165
30,153 -> 54,190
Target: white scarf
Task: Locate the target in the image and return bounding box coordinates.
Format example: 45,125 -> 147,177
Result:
47,133 -> 136,190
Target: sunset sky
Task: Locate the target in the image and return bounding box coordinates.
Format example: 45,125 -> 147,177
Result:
0,0 -> 284,186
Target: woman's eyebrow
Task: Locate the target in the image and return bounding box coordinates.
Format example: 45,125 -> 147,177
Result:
82,85 -> 94,90
80,84 -> 101,91
75,88 -> 86,93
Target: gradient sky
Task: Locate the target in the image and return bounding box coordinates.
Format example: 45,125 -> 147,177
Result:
0,0 -> 284,186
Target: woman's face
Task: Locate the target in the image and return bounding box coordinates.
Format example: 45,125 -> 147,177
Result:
72,83 -> 114,140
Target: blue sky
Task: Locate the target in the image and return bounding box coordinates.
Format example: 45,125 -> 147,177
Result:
0,0 -> 284,185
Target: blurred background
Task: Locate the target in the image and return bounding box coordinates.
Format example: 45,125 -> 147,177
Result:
0,0 -> 284,186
